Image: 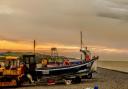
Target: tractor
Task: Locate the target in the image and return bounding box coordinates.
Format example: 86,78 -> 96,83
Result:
0,55 -> 37,87
0,56 -> 23,87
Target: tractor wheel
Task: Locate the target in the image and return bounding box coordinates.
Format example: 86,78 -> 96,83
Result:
64,79 -> 72,85
12,78 -> 20,88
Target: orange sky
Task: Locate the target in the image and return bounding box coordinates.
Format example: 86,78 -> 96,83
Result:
0,40 -> 79,51
0,39 -> 128,60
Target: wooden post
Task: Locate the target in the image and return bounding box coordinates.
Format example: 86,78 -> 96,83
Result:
34,40 -> 36,55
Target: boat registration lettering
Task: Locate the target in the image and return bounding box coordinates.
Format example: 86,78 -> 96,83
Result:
43,70 -> 49,74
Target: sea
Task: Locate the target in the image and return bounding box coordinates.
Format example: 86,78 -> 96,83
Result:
98,61 -> 128,73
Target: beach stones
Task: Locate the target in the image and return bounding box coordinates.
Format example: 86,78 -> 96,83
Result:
85,88 -> 93,89
85,86 -> 98,89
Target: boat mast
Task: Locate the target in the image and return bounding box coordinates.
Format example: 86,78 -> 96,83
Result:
80,31 -> 83,60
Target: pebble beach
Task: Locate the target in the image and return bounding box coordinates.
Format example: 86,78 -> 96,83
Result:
11,68 -> 128,89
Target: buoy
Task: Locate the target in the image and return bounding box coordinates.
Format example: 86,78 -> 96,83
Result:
94,85 -> 99,89
47,79 -> 55,85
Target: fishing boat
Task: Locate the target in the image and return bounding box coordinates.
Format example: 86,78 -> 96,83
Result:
36,57 -> 98,75
35,56 -> 98,85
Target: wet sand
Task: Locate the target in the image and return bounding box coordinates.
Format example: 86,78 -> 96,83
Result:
7,68 -> 128,89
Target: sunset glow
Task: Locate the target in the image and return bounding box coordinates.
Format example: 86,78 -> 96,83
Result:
0,40 -> 128,55
0,40 -> 79,51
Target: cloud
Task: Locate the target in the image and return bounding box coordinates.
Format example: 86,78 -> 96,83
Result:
93,0 -> 128,20
0,0 -> 128,60
0,5 -> 14,15
0,5 -> 27,16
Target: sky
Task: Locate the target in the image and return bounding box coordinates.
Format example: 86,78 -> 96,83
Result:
0,0 -> 128,61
